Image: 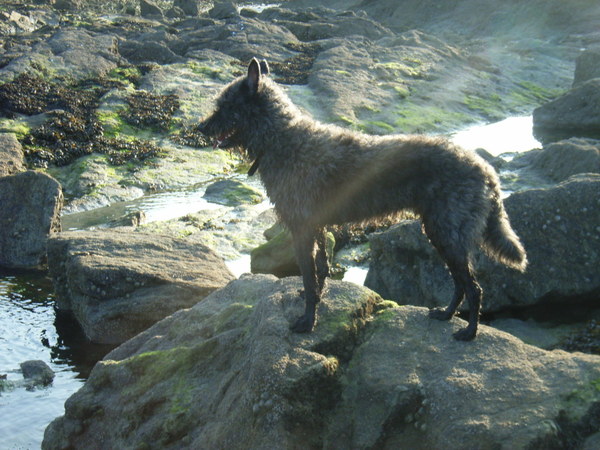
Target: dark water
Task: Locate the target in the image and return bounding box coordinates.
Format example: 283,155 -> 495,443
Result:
0,271 -> 113,449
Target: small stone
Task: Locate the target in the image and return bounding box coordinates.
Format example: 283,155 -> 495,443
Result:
20,360 -> 55,386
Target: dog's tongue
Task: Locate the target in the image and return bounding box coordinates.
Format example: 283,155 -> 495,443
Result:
213,131 -> 229,149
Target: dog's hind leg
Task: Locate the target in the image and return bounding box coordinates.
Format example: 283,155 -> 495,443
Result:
454,269 -> 482,341
429,270 -> 465,321
423,220 -> 482,340
315,229 -> 330,294
290,228 -> 320,333
429,254 -> 481,340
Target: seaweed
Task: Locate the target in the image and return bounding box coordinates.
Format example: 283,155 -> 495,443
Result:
0,73 -> 165,168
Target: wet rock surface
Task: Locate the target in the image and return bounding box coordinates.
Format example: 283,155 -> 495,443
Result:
20,360 -> 55,387
47,230 -> 235,344
0,132 -> 25,176
366,175 -> 600,316
0,170 -> 62,269
203,178 -> 264,206
42,275 -> 600,449
533,79 -> 600,143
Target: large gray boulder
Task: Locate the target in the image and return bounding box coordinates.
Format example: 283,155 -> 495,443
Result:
533,79 -> 600,143
0,133 -> 25,177
365,175 -> 600,313
42,275 -> 600,449
0,170 -> 62,269
47,230 -> 235,344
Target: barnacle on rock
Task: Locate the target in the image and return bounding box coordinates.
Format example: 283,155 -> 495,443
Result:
269,42 -> 321,85
170,123 -> 210,148
123,90 -> 180,131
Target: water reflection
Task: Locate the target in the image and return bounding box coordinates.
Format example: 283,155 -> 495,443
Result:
62,183 -> 223,231
0,271 -> 114,448
451,116 -> 541,156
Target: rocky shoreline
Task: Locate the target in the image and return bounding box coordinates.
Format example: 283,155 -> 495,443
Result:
1,0 -> 600,448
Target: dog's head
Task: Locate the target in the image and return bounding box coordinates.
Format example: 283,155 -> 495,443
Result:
198,58 -> 269,150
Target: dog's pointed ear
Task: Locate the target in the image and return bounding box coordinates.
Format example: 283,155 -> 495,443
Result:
259,59 -> 270,76
247,58 -> 261,94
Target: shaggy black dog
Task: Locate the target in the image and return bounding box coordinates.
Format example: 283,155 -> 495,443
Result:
199,58 -> 527,340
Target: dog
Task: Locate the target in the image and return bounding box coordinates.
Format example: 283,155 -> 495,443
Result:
199,58 -> 527,340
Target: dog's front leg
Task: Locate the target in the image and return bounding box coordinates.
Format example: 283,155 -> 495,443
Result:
315,228 -> 330,294
290,228 -> 320,333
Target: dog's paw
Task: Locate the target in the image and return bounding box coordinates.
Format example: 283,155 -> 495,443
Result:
290,313 -> 315,333
453,326 -> 477,341
429,307 -> 453,321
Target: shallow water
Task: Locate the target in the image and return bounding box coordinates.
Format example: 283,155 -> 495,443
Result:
62,182 -> 223,231
0,115 -> 540,448
0,272 -> 113,449
450,115 -> 541,156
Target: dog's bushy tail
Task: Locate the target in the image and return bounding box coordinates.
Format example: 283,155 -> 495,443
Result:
482,193 -> 527,271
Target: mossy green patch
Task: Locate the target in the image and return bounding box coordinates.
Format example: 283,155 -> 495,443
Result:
106,66 -> 142,88
375,61 -> 425,79
214,303 -> 254,334
512,81 -> 562,104
0,117 -> 31,139
393,103 -> 472,134
122,341 -> 218,394
204,180 -> 264,207
562,377 -> 600,422
393,85 -> 410,98
463,93 -> 505,121
373,300 -> 401,322
187,62 -> 230,81
363,120 -> 396,134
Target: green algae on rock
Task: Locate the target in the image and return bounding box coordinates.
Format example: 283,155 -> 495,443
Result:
202,179 -> 264,207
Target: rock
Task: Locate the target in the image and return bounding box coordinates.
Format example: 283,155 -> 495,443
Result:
344,0 -> 600,39
0,375 -> 15,392
139,0 -> 163,19
533,79 -> 600,143
174,15 -> 299,62
0,171 -> 62,270
251,225 -> 298,277
574,48 -> 600,86
260,6 -> 394,41
203,179 -> 264,206
584,432 -> 600,450
165,6 -> 186,19
54,0 -> 83,11
107,210 -> 146,228
119,40 -> 182,65
1,28 -> 120,82
529,137 -> 600,182
208,1 -> 240,20
250,224 -> 336,278
0,133 -> 25,177
489,318 -> 577,350
47,230 -> 236,344
0,10 -> 38,34
174,0 -> 200,16
306,29 -> 469,133
42,275 -> 600,449
20,360 -> 55,387
365,175 -> 600,314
